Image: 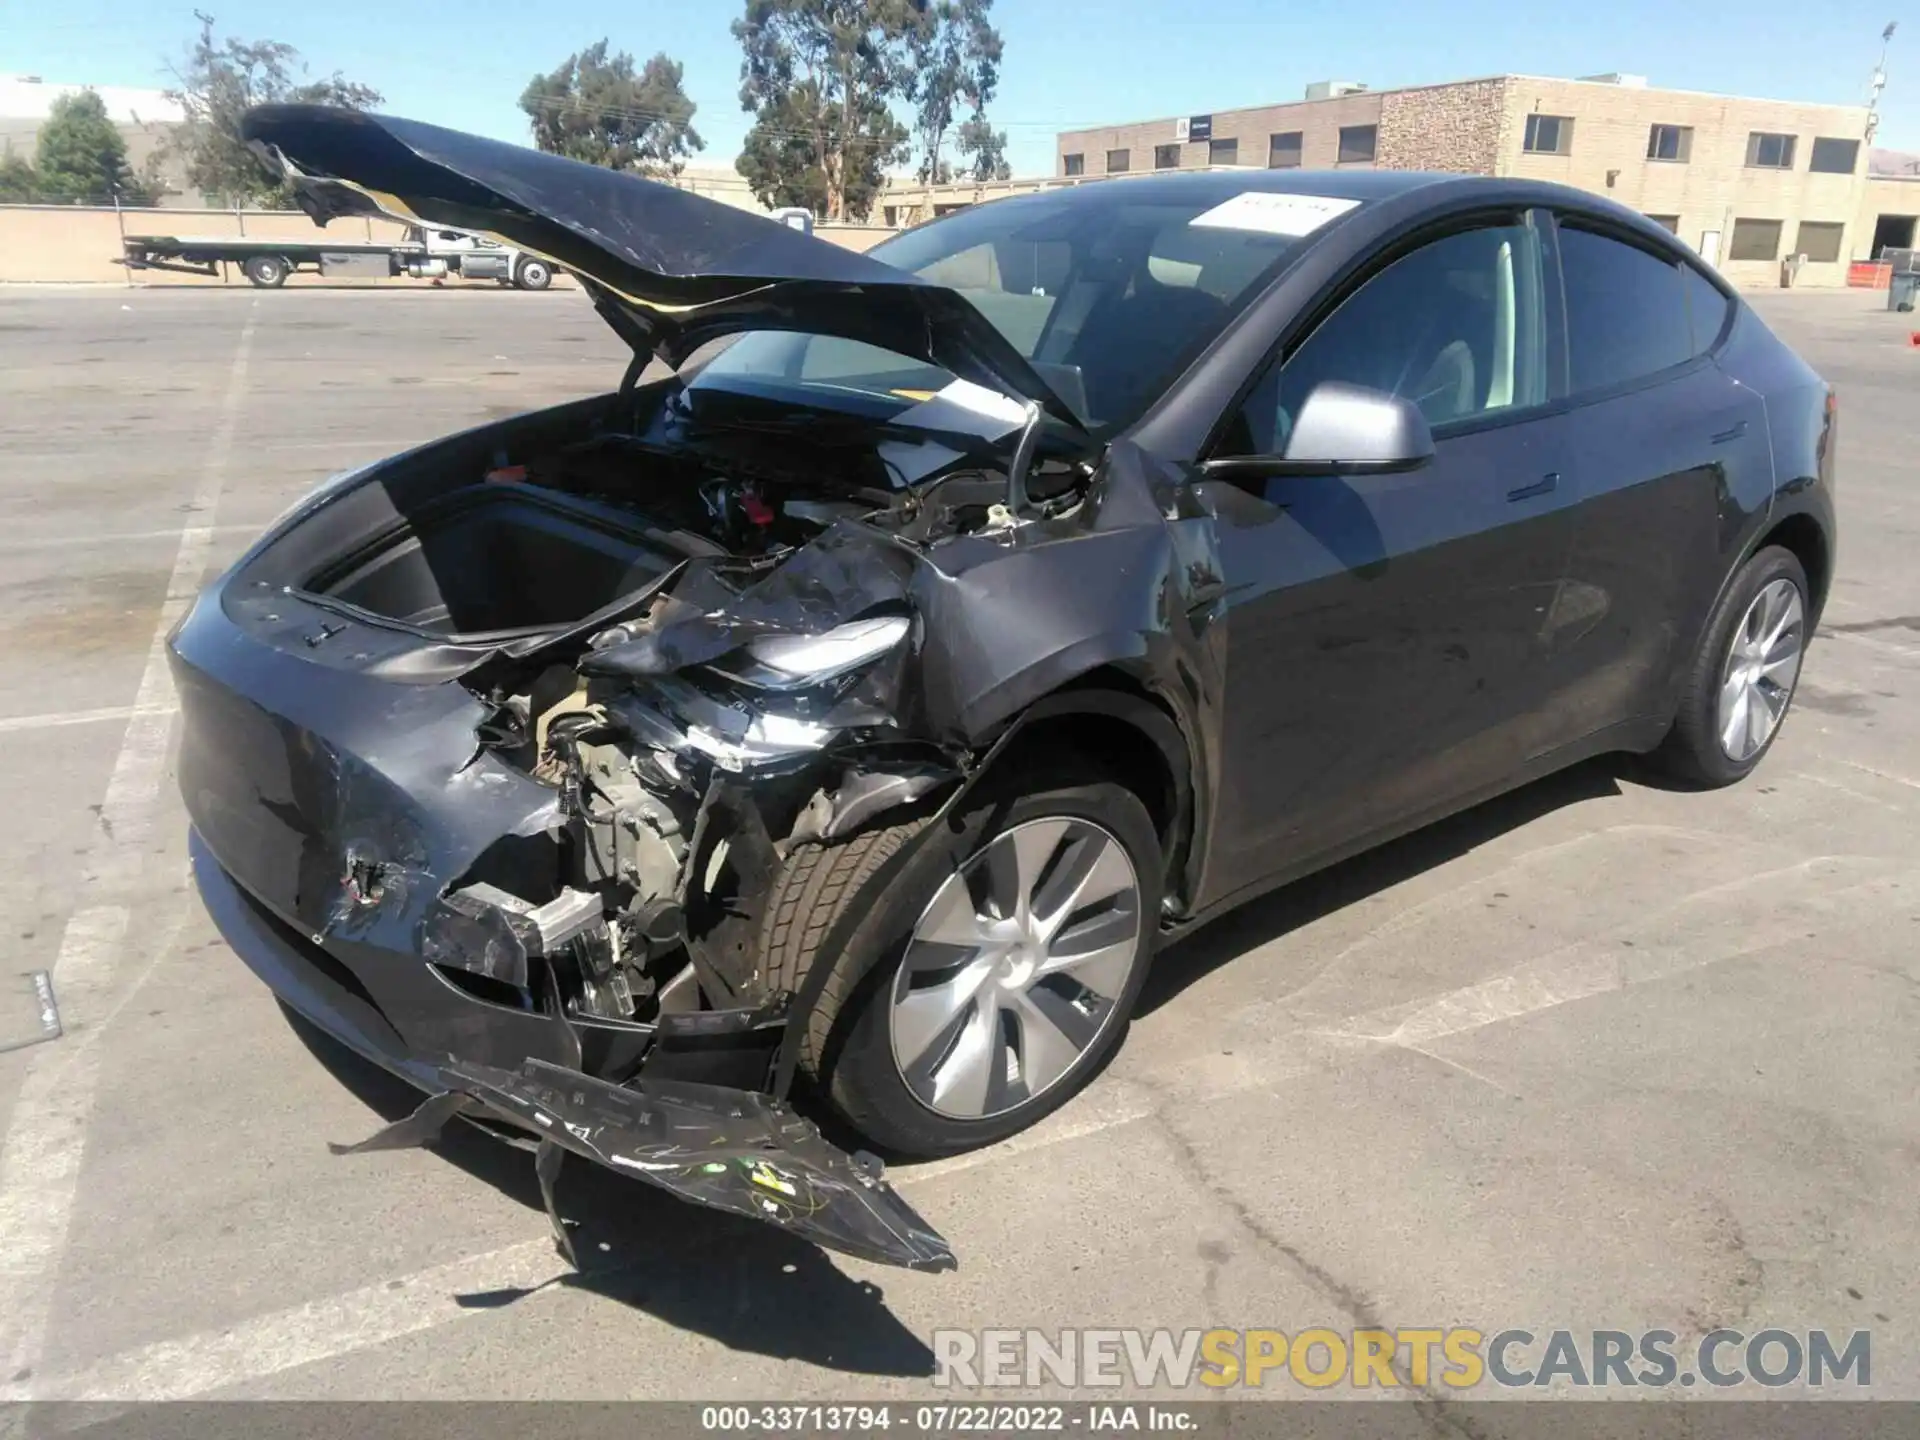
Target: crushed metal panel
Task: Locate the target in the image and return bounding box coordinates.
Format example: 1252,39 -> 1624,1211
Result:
238,104 -> 1079,425
441,1058 -> 956,1272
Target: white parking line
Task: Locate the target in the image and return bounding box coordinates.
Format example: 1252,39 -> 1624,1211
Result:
0,298 -> 259,1402
33,1240 -> 570,1402
0,705 -> 179,736
1319,855 -> 1904,1053
1837,758 -> 1920,792
43,853 -> 1906,1403
12,733 -> 1908,1401
1824,628 -> 1920,662
0,525 -> 257,554
0,908 -> 130,1394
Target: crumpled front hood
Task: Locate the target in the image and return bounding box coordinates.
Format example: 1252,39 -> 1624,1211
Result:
240,105 -> 1079,426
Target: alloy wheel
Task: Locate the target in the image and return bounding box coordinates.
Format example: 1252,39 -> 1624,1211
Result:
889,817 -> 1142,1120
1717,577 -> 1805,762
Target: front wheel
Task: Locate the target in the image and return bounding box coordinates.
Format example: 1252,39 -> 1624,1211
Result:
514,258 -> 552,291
242,254 -> 289,288
763,761 -> 1161,1157
1650,545 -> 1810,786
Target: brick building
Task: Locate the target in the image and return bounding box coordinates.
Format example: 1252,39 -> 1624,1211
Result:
1049,74 -> 1880,289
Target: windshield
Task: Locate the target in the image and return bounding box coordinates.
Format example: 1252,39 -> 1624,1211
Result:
692,185 -> 1333,433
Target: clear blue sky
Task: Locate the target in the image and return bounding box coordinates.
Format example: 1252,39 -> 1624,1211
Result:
5,1 -> 1913,169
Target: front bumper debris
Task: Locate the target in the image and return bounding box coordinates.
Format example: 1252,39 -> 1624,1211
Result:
190,830 -> 954,1273
335,1059 -> 955,1272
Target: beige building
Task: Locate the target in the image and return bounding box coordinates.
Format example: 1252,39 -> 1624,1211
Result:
1861,147 -> 1920,257
1047,73 -> 1882,288
660,164 -> 774,214
1,75 -> 199,205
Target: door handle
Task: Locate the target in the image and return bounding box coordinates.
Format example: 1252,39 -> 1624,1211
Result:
1506,472 -> 1559,503
1711,420 -> 1749,444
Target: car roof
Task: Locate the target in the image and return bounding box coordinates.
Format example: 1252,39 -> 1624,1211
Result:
956,169 -> 1714,281
967,167 -> 1453,218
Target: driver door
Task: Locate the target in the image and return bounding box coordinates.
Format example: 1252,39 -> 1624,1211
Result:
1199,213 -> 1581,903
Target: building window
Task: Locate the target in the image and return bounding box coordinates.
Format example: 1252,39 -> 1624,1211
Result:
1809,138 -> 1860,174
1267,131 -> 1302,168
1337,124 -> 1377,164
1745,132 -> 1796,169
1644,214 -> 1680,233
1727,218 -> 1784,261
1646,124 -> 1692,162
883,206 -> 899,228
1106,148 -> 1130,174
1154,143 -> 1180,170
1523,114 -> 1574,155
1208,137 -> 1239,166
1794,221 -> 1845,263
1062,153 -> 1084,177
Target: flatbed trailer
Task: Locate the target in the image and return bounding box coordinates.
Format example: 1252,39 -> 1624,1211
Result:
120,226 -> 555,290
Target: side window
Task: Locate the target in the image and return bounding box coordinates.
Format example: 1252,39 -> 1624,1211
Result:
1682,266 -> 1732,356
1557,224 -> 1691,393
1218,222 -> 1547,457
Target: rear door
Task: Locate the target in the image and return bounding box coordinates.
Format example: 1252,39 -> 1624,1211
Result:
1547,219 -> 1775,738
1199,213 -> 1579,901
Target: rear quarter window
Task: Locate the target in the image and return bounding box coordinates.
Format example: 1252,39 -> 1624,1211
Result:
1557,223 -> 1691,394
1682,266 -> 1733,355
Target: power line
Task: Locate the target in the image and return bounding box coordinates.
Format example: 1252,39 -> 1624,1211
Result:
518,90 -> 1057,136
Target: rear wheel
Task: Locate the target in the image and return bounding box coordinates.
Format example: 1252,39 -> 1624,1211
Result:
763,760 -> 1161,1157
514,258 -> 553,291
1650,545 -> 1809,786
242,254 -> 289,288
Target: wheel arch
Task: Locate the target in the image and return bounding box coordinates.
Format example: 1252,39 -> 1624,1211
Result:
961,667 -> 1197,917
1661,498 -> 1832,735
1753,509 -> 1831,625
766,666 -> 1200,1101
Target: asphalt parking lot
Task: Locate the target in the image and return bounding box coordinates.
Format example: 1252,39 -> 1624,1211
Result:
0,282 -> 1915,1407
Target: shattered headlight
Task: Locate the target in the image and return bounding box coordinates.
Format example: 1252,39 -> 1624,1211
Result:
724,615 -> 911,692
682,711 -> 838,770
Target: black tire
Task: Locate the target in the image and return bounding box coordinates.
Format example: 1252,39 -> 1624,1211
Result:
1649,545 -> 1810,786
514,258 -> 553,291
242,254 -> 289,288
763,759 -> 1162,1157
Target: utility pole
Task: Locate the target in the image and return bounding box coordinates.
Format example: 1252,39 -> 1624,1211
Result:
1867,21 -> 1896,143
112,183 -> 132,289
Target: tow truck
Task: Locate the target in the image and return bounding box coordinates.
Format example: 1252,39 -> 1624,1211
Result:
121,224 -> 556,289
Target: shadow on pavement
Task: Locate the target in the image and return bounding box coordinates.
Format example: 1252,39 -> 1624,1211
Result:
1137,755 -> 1626,1017
281,1006 -> 936,1380
279,754 -> 1629,1377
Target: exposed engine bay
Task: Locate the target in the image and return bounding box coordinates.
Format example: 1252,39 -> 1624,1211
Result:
177,100 -> 1235,1278
179,346 -> 1209,1277
355,381 -> 1099,1040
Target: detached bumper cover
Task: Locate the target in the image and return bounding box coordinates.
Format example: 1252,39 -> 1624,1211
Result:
191,830 -> 955,1272
436,1057 -> 953,1271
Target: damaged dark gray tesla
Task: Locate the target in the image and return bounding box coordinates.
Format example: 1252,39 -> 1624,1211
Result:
172,106 -> 1835,1273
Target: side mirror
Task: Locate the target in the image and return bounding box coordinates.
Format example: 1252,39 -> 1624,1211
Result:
1203,381 -> 1436,482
